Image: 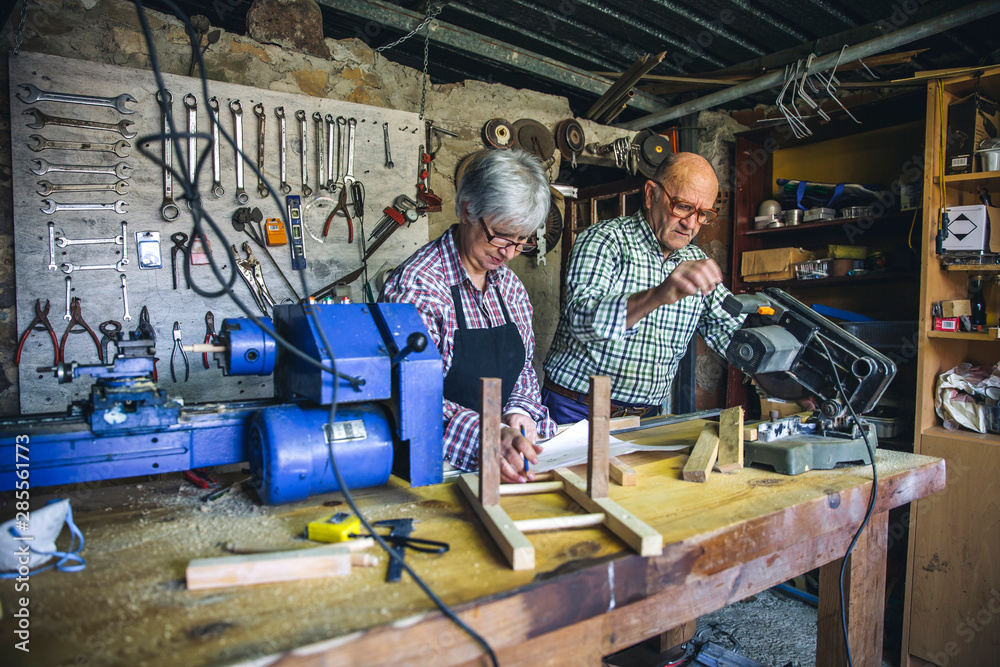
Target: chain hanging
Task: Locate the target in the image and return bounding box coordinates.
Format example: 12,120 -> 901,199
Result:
10,0 -> 29,57
374,3 -> 444,120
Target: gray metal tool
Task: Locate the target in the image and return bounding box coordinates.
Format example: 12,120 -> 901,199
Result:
157,90 -> 179,221
16,83 -> 137,114
275,106 -> 291,194
208,97 -> 224,198
254,102 -> 267,198
23,108 -> 137,139
29,135 -> 130,158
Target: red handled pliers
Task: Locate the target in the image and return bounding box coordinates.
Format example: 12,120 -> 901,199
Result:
16,298 -> 60,367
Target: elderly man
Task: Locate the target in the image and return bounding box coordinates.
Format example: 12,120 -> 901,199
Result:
542,152 -> 743,423
381,150 -> 556,484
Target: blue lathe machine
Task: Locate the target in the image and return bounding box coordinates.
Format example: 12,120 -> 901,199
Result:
0,303 -> 443,504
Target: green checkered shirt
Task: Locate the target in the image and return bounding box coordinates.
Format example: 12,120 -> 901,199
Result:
544,210 -> 743,406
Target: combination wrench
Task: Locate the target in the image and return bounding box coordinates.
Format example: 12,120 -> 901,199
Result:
275,107 -> 291,194
16,83 -> 137,114
157,90 -> 180,221
208,97 -> 224,198
23,108 -> 137,139
41,199 -> 128,215
61,259 -> 127,274
230,100 -> 249,204
383,122 -> 394,169
29,135 -> 130,158
313,112 -> 325,190
37,180 -> 129,196
336,116 -> 347,189
120,274 -> 132,322
31,159 -> 132,179
296,110 -> 312,196
343,118 -> 357,194
183,94 -> 198,198
325,114 -> 336,190
48,221 -> 57,271
254,102 -> 267,198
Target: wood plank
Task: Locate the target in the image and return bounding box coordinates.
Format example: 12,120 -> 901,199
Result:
609,456 -> 636,486
816,511 -> 889,666
480,377 -> 502,506
185,545 -> 352,590
514,513 -> 606,533
683,423 -> 720,482
655,619 -> 697,652
499,481 -> 564,495
588,376 -> 611,499
555,468 -> 663,556
744,424 -> 759,441
457,473 -> 534,571
717,406 -> 744,472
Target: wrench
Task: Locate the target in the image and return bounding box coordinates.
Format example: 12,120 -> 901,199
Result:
254,102 -> 267,198
120,274 -> 132,322
297,110 -> 312,196
16,83 -> 137,114
48,221 -> 57,270
313,112 -> 326,190
31,159 -> 132,179
64,277 -> 72,321
37,180 -> 129,196
41,199 -> 128,215
325,114 -> 336,190
230,100 -> 249,205
119,220 -> 130,267
383,122 -> 394,169
56,234 -> 123,248
157,90 -> 180,222
343,118 -> 357,193
208,97 -> 224,198
183,94 -> 198,190
275,106 -> 291,194
61,259 -> 127,274
23,108 -> 137,139
336,116 -> 347,189
28,135 -> 130,158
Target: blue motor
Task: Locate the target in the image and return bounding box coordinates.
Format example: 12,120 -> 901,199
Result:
219,317 -> 278,375
248,402 -> 394,504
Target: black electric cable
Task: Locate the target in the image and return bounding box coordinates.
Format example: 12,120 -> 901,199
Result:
815,337 -> 878,667
132,2 -> 498,663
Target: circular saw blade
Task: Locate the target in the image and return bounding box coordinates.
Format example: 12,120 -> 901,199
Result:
555,119 -> 585,160
482,118 -> 515,150
512,118 -> 555,161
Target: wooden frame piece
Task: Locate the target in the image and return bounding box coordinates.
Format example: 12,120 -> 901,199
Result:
682,423 -> 719,482
457,376 -> 664,570
716,406 -> 744,473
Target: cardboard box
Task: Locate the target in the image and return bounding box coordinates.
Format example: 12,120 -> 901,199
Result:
933,317 -> 959,332
942,205 -> 1000,253
742,247 -> 816,282
941,300 -> 972,318
946,93 -> 1000,175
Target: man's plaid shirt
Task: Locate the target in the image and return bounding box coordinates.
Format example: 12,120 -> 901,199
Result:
380,225 -> 556,471
544,210 -> 743,406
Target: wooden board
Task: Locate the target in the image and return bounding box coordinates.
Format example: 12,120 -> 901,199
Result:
608,456 -> 636,486
185,544 -> 352,590
716,406 -> 744,472
683,422 -> 719,482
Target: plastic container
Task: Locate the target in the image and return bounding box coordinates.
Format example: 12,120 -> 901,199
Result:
794,259 -> 829,280
978,138 -> 1000,172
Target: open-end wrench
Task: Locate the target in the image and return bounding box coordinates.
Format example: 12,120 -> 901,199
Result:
343,118 -> 357,194
56,233 -> 123,248
119,220 -> 130,267
157,90 -> 180,222
16,83 -> 137,114
37,180 -> 129,196
64,277 -> 72,321
41,199 -> 128,215
254,102 -> 267,198
296,110 -> 312,196
336,116 -> 347,189
29,135 -> 130,158
31,159 -> 132,180
208,97 -> 224,198
325,114 -> 336,190
230,100 -> 249,205
120,274 -> 132,322
61,259 -> 127,273
23,108 -> 137,139
183,94 -> 198,191
313,112 -> 325,190
275,107 -> 291,194
48,221 -> 57,270
383,122 -> 394,169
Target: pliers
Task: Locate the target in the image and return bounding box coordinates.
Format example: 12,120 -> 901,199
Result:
203,311 -> 216,369
16,298 -> 60,366
98,320 -> 122,364
171,321 -> 189,382
60,297 -> 102,363
233,241 -> 276,315
322,186 -> 354,243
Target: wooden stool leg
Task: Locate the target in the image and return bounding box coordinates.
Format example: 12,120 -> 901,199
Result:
655,619 -> 697,653
588,376 -> 610,499
479,377 -> 502,506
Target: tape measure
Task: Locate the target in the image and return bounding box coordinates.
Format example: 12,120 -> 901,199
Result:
265,218 -> 286,246
305,512 -> 361,543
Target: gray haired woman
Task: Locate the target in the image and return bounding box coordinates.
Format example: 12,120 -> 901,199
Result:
380,149 -> 556,484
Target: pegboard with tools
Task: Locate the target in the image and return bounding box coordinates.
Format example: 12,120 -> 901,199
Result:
11,52 -> 429,413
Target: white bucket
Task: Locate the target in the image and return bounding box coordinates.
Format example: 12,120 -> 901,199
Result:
979,148 -> 1000,172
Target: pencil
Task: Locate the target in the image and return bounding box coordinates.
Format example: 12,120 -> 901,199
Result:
521,426 -> 529,473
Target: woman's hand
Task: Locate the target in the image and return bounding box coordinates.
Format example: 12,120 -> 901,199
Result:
502,413 -> 538,443
498,424 -> 543,484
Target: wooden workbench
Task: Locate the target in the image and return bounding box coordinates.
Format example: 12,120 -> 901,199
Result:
0,420 -> 944,667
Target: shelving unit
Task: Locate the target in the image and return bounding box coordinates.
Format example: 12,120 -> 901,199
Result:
901,67 -> 1000,667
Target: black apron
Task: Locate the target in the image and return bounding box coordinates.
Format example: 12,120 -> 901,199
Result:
442,284 -> 526,412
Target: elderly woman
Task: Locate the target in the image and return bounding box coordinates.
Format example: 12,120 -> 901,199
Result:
380,150 -> 556,484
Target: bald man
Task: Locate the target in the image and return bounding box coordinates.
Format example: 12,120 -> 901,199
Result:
542,153 -> 744,422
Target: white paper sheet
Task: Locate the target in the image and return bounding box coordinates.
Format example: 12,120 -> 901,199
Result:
534,419 -> 688,472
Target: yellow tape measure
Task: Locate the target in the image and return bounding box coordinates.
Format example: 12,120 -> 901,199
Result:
305,512 -> 361,543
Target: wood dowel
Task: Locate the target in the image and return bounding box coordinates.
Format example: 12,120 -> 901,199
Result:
499,481 -> 565,495
513,513 -> 606,533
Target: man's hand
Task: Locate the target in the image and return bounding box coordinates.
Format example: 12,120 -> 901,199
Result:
498,425 -> 543,484
626,258 -> 723,328
502,413 -> 537,443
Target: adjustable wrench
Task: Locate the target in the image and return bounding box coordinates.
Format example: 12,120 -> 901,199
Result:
183,94 -> 198,190
313,112 -> 325,190
29,135 -> 130,158
296,110 -> 312,196
275,106 -> 291,194
23,108 -> 137,139
254,103 -> 267,198
325,114 -> 336,190
336,116 -> 347,189
230,100 -> 249,204
343,118 -> 357,192
37,180 -> 129,196
16,83 -> 137,114
41,199 -> 128,215
157,90 -> 180,221
48,221 -> 57,270
61,259 -> 127,273
31,159 -> 132,180
383,122 -> 394,169
120,274 -> 132,322
208,97 -> 224,198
